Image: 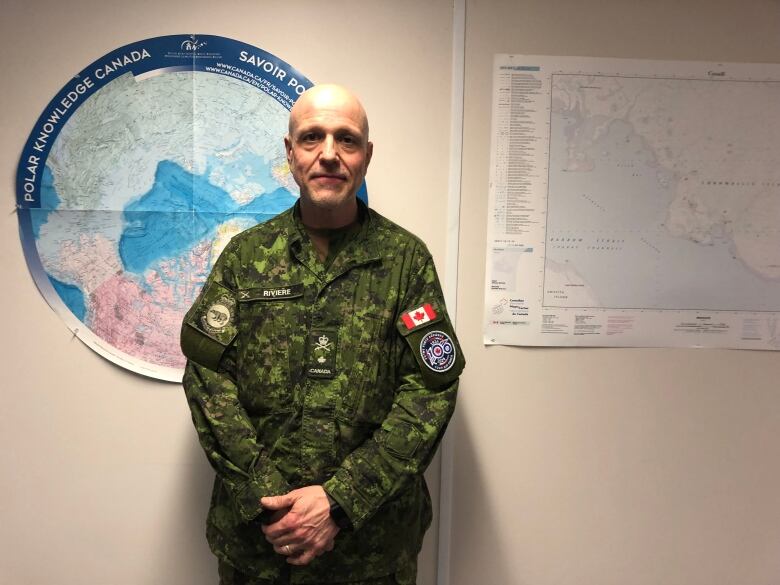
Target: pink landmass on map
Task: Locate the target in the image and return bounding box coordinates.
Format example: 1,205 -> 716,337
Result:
88,242 -> 212,369
47,233 -> 122,294
90,274 -> 186,368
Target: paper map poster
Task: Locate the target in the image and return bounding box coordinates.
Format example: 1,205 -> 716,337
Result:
16,35 -> 359,381
484,55 -> 780,350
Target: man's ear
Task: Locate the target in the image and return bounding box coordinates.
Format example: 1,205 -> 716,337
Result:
365,141 -> 373,168
284,135 -> 293,165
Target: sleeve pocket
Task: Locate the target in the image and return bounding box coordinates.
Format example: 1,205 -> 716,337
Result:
383,421 -> 422,460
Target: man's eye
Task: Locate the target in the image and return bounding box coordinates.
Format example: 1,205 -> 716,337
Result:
339,135 -> 357,145
301,133 -> 320,142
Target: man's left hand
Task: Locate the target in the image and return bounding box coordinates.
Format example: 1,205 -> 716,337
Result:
260,485 -> 340,565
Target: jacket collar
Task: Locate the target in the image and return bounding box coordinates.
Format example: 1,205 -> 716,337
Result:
286,199 -> 382,280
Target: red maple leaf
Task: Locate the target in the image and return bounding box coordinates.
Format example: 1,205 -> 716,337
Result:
413,311 -> 425,321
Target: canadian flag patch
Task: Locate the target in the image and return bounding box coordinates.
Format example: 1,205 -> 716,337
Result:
401,303 -> 437,330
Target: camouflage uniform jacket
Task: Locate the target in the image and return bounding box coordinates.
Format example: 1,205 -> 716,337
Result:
180,202 -> 464,583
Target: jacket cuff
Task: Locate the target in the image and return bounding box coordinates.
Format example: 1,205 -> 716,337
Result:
323,470 -> 375,531
234,465 -> 291,523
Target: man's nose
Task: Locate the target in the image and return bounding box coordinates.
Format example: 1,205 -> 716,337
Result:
320,135 -> 338,162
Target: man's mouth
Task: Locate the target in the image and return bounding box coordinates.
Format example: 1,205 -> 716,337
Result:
311,174 -> 347,183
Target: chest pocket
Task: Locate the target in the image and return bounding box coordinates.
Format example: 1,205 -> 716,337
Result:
236,286 -> 304,412
339,312 -> 393,424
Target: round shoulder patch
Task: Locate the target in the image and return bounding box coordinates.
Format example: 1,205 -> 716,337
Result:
205,303 -> 231,330
200,296 -> 234,336
419,330 -> 457,372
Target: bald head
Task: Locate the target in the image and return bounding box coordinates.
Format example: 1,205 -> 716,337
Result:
284,83 -> 373,228
288,84 -> 369,138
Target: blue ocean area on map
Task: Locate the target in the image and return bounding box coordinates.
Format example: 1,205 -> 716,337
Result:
31,166 -> 61,239
49,275 -> 86,322
119,159 -> 296,273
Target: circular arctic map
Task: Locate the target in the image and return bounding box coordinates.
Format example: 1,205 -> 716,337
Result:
16,35 -> 363,381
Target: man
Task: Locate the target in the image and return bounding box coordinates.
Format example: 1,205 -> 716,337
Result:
181,85 -> 464,585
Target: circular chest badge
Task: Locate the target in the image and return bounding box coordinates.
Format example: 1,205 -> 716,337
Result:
419,330 -> 456,372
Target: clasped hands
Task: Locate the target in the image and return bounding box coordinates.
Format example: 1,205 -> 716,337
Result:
260,485 -> 340,566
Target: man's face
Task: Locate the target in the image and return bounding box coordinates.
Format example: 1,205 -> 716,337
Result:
285,88 -> 373,213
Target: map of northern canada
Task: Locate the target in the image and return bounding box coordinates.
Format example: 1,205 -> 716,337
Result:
11,31 -> 329,382
544,74 -> 780,311
32,70 -> 298,373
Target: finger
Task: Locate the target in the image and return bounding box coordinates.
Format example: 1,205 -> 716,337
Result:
274,543 -> 301,557
306,534 -> 328,556
262,515 -> 299,539
287,548 -> 317,566
261,494 -> 293,510
265,529 -> 299,546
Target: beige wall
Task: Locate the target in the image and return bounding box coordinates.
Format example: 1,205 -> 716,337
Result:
0,2 -> 454,584
5,1 -> 780,584
449,1 -> 780,584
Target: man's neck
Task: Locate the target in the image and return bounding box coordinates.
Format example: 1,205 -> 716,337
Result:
299,200 -> 362,263
299,198 -> 359,230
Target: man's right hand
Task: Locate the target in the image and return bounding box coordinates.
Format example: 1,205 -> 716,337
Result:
260,486 -> 340,565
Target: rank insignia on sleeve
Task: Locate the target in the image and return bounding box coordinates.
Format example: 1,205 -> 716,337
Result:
401,303 -> 437,330
419,330 -> 457,372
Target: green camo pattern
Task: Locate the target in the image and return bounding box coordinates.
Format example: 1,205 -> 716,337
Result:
181,202 -> 463,583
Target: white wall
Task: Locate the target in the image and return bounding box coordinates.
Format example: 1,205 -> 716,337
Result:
0,2 -> 454,583
448,1 -> 780,584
